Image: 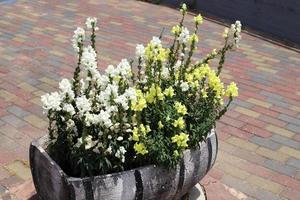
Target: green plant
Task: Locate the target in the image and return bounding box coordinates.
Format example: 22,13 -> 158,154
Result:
41,4 -> 241,177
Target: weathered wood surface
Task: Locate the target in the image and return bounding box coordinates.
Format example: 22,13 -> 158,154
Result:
30,130 -> 218,200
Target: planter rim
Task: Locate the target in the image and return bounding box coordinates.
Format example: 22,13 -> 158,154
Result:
31,129 -> 216,181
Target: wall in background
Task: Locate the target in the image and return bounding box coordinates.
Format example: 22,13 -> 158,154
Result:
162,0 -> 300,46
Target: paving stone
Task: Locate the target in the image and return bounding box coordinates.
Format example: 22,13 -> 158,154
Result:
1,115 -> 26,128
0,185 -> 8,195
23,115 -> 47,129
216,162 -> 250,180
234,107 -> 260,118
0,176 -> 24,189
266,125 -> 295,138
249,135 -> 281,150
286,123 -> 300,134
279,146 -> 300,159
221,175 -> 281,200
227,136 -> 258,151
232,99 -> 253,109
6,106 -> 30,118
270,134 -> 300,150
267,98 -> 290,108
256,147 -> 289,162
263,160 -> 297,177
260,91 -> 283,100
278,114 -> 300,126
201,176 -> 242,200
246,175 -> 283,194
4,161 -> 31,181
0,168 -> 10,180
246,98 -> 272,108
280,188 -> 300,200
286,158 -> 300,169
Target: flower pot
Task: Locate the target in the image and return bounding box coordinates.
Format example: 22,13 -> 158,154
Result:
29,130 -> 218,200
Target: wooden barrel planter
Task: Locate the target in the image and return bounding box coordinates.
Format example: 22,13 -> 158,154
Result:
30,130 -> 218,200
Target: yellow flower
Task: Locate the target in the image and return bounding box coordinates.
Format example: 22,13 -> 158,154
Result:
145,43 -> 154,60
134,143 -> 148,155
189,33 -> 199,44
194,14 -> 203,25
156,47 -> 169,62
146,84 -> 164,103
174,102 -> 187,115
208,70 -> 224,98
173,150 -> 180,157
164,86 -> 175,97
158,121 -> 164,129
175,71 -> 180,80
140,124 -> 146,135
173,117 -> 185,129
132,89 -> 147,111
132,127 -> 139,141
185,73 -> 194,83
193,64 -> 210,80
132,98 -> 147,111
201,89 -> 208,98
171,25 -> 181,35
156,85 -> 164,101
139,124 -> 151,135
171,132 -> 189,148
166,115 -> 171,121
191,80 -> 199,89
225,82 -> 239,97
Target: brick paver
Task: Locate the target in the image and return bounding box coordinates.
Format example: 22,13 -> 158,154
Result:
0,0 -> 300,199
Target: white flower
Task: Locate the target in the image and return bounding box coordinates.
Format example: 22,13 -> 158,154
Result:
82,46 -> 97,70
63,104 -> 75,116
178,27 -> 190,44
211,49 -> 217,56
135,44 -> 145,58
66,119 -> 75,130
41,92 -> 62,111
107,135 -> 112,139
124,88 -> 137,101
59,79 -> 74,99
72,27 -> 85,52
80,79 -> 86,94
84,135 -> 95,150
222,28 -> 229,38
161,66 -> 170,79
105,65 -> 119,77
174,60 -> 182,71
117,59 -> 131,78
150,36 -> 161,47
85,17 -> 99,30
117,136 -> 123,141
75,137 -> 83,148
99,110 -> 112,127
85,113 -> 100,126
106,146 -> 112,154
75,96 -> 91,115
97,74 -> 109,88
115,95 -> 129,110
115,146 -> 126,163
180,81 -> 189,92
106,105 -> 118,114
225,21 -> 242,48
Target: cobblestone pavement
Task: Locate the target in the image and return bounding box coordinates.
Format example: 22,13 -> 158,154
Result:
0,0 -> 300,199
